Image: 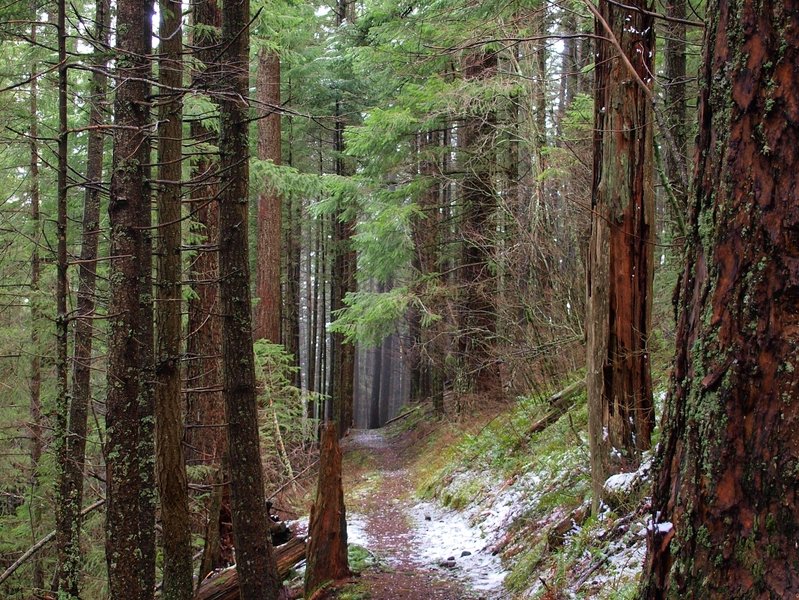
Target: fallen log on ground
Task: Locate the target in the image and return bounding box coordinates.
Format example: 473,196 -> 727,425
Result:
193,536 -> 306,600
527,380 -> 587,436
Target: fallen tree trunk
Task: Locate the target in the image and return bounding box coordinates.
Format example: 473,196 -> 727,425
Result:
194,536 -> 306,600
527,380 -> 586,436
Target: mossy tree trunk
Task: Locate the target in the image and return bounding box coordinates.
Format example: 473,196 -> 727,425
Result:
586,0 -> 655,514
105,0 -> 155,594
640,0 -> 799,595
218,0 -> 281,596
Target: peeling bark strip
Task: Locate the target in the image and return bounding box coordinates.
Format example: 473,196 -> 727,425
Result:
218,0 -> 281,597
586,0 -> 655,512
640,0 -> 799,596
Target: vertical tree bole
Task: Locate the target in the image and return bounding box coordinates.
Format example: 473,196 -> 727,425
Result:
640,0 -> 799,595
218,0 -> 281,596
586,0 -> 655,513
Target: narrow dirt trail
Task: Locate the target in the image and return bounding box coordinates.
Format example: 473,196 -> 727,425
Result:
341,428 -> 500,600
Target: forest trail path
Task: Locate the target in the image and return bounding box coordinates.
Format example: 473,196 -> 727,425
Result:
340,428 -> 496,600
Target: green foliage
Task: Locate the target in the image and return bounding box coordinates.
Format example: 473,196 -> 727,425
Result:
335,581 -> 372,600
329,287 -> 411,347
505,540 -> 547,592
440,476 -> 486,510
347,544 -> 378,572
561,92 -> 594,135
253,340 -> 317,479
183,94 -> 220,135
252,158 -> 327,203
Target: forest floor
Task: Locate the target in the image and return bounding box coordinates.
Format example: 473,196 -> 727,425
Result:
334,427 -> 505,600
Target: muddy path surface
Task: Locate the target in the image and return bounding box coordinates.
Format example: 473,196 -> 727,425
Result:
341,428 -> 505,600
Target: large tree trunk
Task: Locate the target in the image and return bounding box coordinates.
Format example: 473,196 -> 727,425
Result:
218,0 -> 281,596
55,0 -> 110,594
138,14 -> 157,595
585,0 -> 655,514
255,48 -> 282,344
640,0 -> 799,596
662,0 -> 689,219
458,50 -> 501,399
155,0 -> 193,596
185,0 -> 231,581
105,0 -> 154,594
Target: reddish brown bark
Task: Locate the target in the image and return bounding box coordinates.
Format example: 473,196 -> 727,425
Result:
640,0 -> 799,596
185,0 -> 230,579
585,0 -> 655,512
255,48 -> 282,344
155,0 -> 193,595
185,0 -> 225,471
305,423 -> 350,596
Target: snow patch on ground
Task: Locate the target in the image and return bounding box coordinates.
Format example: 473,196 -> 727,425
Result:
346,512 -> 371,547
604,471 -> 638,494
411,499 -> 507,597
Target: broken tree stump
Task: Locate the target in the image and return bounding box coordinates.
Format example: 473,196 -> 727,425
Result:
304,421 -> 351,596
193,537 -> 306,600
